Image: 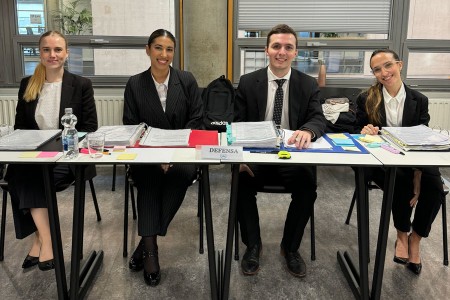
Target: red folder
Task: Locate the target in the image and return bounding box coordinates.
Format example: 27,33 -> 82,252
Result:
188,130 -> 219,147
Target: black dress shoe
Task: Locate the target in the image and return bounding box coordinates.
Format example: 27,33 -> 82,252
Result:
129,240 -> 144,271
143,249 -> 161,287
241,242 -> 262,275
393,240 -> 408,265
22,255 -> 39,269
280,245 -> 306,278
38,259 -> 55,271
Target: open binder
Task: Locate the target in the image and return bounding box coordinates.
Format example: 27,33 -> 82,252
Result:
0,129 -> 61,150
92,124 -> 146,147
381,125 -> 450,151
139,127 -> 219,147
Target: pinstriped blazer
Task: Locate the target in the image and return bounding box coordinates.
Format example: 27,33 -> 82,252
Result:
123,67 -> 203,130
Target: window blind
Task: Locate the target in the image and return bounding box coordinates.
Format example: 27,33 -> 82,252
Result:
238,0 -> 392,33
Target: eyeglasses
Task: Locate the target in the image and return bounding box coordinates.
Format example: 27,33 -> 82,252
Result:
371,61 -> 400,75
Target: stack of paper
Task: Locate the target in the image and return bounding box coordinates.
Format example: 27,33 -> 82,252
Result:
228,121 -> 279,148
381,125 -> 450,151
0,129 -> 61,150
139,128 -> 218,147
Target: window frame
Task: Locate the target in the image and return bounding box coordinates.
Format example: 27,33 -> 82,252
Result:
3,0 -> 181,87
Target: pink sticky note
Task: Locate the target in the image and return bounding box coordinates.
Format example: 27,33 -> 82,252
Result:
37,151 -> 59,158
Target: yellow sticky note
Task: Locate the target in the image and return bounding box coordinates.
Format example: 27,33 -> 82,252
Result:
359,135 -> 383,143
328,133 -> 348,139
20,152 -> 40,158
116,153 -> 137,160
342,146 -> 361,152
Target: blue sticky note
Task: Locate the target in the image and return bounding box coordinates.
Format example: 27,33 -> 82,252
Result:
332,138 -> 355,146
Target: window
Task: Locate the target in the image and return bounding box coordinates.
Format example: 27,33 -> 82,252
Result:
232,0 -> 450,89
5,0 -> 179,86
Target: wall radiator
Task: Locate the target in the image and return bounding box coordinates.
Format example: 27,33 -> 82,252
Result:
0,96 -> 124,127
1,96 -> 449,130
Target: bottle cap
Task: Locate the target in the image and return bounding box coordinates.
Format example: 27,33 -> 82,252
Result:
65,108 -> 73,114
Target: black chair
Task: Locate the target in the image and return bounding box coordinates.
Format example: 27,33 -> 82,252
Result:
0,165 -> 101,262
122,165 -> 203,257
345,176 -> 449,266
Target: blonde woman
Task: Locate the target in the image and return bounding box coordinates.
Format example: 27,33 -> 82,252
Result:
6,31 -> 97,271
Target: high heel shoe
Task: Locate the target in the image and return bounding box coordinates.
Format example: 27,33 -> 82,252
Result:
129,239 -> 144,271
393,240 -> 408,265
406,234 -> 422,275
22,255 -> 39,269
143,249 -> 161,287
38,259 -> 55,271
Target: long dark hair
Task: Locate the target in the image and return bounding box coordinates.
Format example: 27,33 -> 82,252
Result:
366,49 -> 401,125
147,29 -> 176,48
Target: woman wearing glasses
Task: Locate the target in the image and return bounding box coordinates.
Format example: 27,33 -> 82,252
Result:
356,49 -> 445,275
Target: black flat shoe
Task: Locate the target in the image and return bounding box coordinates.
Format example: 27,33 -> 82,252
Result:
407,234 -> 422,275
22,255 -> 39,269
129,239 -> 144,271
38,259 -> 55,271
393,240 -> 408,265
241,241 -> 262,275
407,261 -> 422,275
143,249 -> 161,287
280,245 -> 306,278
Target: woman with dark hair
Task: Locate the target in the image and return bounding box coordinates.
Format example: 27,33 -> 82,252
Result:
6,30 -> 97,271
356,49 -> 445,275
123,29 -> 203,286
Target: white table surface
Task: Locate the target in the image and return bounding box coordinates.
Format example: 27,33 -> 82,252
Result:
0,151 -> 63,163
366,147 -> 450,167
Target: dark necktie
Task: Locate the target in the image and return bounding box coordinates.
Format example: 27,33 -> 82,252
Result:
272,79 -> 286,125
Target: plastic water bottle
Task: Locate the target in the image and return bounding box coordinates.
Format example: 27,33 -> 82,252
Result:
61,108 -> 79,159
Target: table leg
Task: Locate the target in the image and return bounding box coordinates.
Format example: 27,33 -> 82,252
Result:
43,165 -> 69,300
70,165 -> 103,299
337,167 -> 370,300
371,167 -> 397,300
222,164 -> 240,300
201,165 -> 218,300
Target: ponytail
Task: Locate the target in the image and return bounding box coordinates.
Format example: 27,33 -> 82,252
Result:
23,63 -> 46,102
365,81 -> 383,125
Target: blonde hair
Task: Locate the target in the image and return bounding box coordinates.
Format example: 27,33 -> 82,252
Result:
365,49 -> 401,125
23,31 -> 68,102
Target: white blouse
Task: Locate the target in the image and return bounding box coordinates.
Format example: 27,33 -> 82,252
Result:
35,81 -> 62,129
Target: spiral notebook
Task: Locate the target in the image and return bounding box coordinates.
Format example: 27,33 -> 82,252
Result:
0,129 -> 61,150
381,125 -> 450,151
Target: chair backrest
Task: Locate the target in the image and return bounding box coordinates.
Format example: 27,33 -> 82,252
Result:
319,87 -> 362,134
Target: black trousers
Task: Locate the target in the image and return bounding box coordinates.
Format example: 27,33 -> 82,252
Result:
130,164 -> 196,237
237,164 -> 317,252
6,164 -> 75,239
366,166 -> 444,238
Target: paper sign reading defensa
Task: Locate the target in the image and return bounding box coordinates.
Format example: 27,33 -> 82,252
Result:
200,146 -> 243,160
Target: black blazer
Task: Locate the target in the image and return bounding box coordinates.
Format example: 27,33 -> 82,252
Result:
234,67 -> 326,140
123,67 -> 203,130
355,84 -> 430,130
15,69 -> 98,132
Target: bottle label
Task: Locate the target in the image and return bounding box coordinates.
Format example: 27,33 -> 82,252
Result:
62,136 -> 68,151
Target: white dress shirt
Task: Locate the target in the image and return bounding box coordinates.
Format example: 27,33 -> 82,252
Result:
152,70 -> 170,112
383,84 -> 406,127
35,81 -> 62,129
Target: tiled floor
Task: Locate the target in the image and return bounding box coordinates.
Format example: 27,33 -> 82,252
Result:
1,165 -> 449,299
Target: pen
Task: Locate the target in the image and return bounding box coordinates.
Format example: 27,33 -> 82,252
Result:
381,143 -> 405,155
249,150 -> 279,154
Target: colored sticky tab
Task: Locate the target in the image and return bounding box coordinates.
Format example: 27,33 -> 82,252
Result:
113,146 -> 126,152
342,146 -> 361,152
333,138 -> 355,146
20,152 -> 40,158
328,133 -> 348,139
37,151 -> 59,158
116,153 -> 137,160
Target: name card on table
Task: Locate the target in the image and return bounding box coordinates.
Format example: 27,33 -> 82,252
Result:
200,146 -> 243,160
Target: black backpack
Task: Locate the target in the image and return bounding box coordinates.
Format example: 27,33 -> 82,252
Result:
202,75 -> 235,132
